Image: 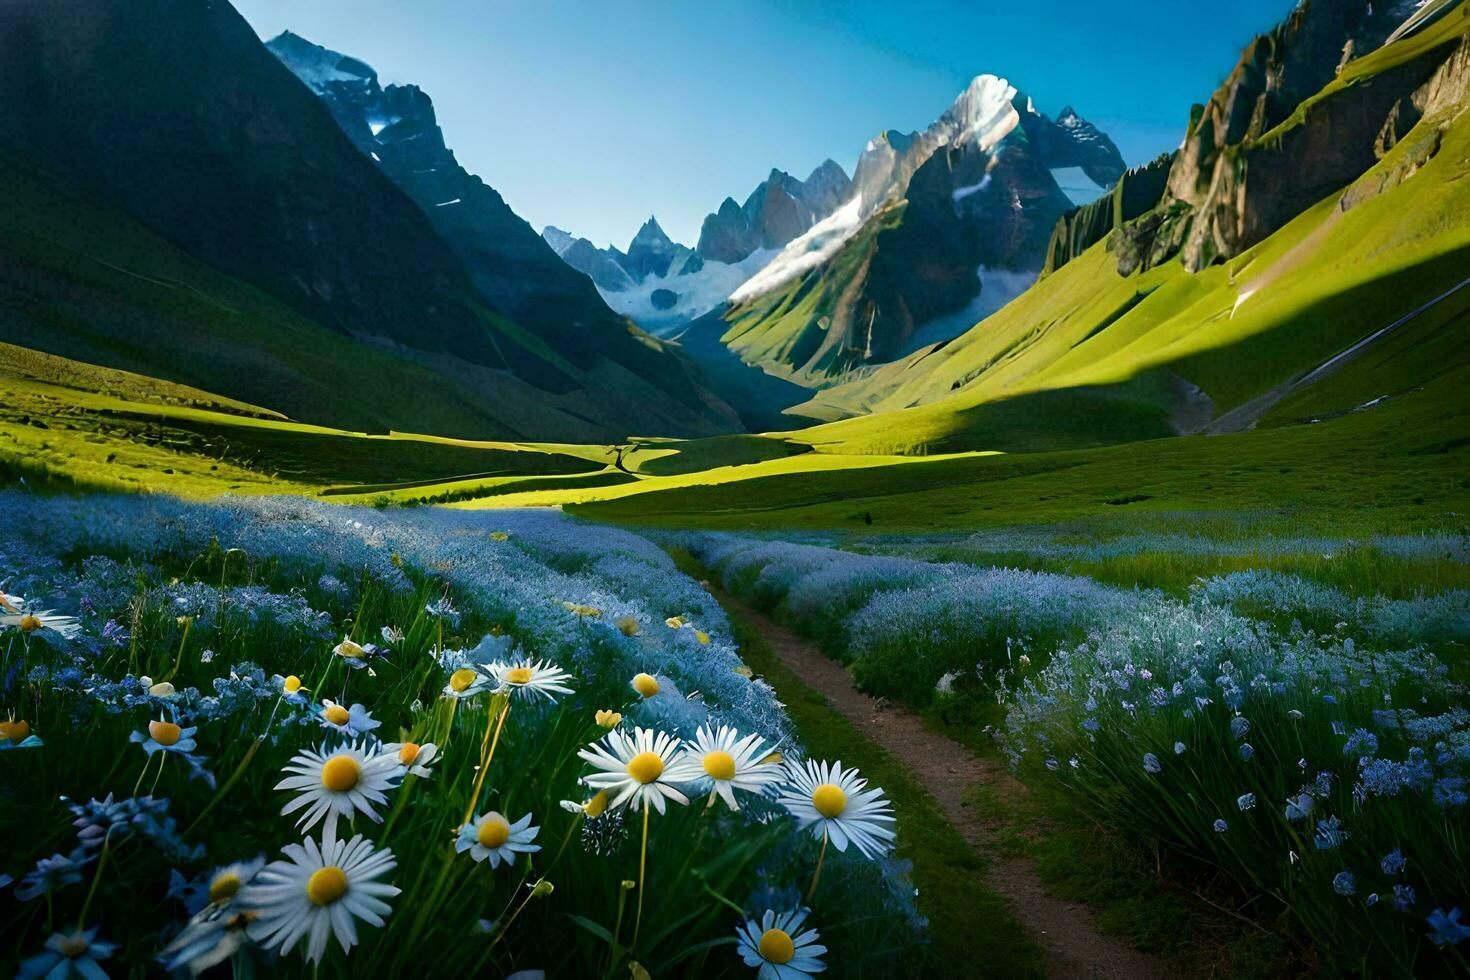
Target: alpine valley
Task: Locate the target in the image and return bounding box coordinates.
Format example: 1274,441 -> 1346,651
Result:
2,1 -> 1470,978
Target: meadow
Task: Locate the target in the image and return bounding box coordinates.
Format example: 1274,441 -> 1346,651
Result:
674,527 -> 1470,975
0,492 -> 923,977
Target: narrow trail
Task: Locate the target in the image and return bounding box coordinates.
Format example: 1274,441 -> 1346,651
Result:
721,595 -> 1168,980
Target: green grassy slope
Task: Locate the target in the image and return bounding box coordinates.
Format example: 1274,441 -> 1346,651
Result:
785,29 -> 1469,457
0,346 -> 615,497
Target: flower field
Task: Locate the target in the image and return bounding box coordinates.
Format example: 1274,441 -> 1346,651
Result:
679,531 -> 1470,974
0,492 -> 920,977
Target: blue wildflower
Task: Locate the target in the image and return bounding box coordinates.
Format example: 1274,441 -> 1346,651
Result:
1213,819 -> 1228,833
1237,793 -> 1257,811
1173,741 -> 1186,755
1332,871 -> 1356,896
1229,716 -> 1250,740
1238,743 -> 1254,761
1142,752 -> 1162,774
17,928 -> 116,979
1426,907 -> 1470,947
1381,849 -> 1406,875
1285,794 -> 1313,821
1313,816 -> 1349,850
1392,884 -> 1416,912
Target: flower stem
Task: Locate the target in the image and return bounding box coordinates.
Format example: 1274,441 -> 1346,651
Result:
461,696 -> 509,825
805,828 -> 829,903
78,826 -> 118,928
159,617 -> 192,684
633,801 -> 651,949
183,736 -> 262,838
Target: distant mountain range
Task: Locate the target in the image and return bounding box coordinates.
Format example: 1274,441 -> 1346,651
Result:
542,74 -> 1127,397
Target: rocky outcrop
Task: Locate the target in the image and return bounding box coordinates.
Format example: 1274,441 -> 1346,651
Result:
1113,0 -> 1458,273
695,160 -> 854,263
557,237 -> 638,292
623,217 -> 681,280
1043,154 -> 1172,275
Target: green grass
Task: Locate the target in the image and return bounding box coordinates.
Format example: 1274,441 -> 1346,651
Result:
570,369 -> 1470,535
668,549 -> 1046,979
0,351 -> 618,497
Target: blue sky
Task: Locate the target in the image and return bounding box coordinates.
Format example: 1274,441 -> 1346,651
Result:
234,0 -> 1291,249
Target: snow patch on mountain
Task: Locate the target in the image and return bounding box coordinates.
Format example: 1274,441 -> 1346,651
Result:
728,197 -> 864,305
602,248 -> 776,333
897,265 -> 1038,356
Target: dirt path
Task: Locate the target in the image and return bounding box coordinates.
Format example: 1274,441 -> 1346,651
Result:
725,597 -> 1167,980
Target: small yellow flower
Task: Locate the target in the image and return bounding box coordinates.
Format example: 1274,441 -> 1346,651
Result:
176,615 -> 193,626
595,709 -> 622,729
149,681 -> 176,698
489,531 -> 509,542
615,615 -> 640,637
694,630 -> 710,645
631,673 -> 660,698
733,666 -> 754,678
664,616 -> 685,629
391,552 -> 404,568
0,716 -> 31,741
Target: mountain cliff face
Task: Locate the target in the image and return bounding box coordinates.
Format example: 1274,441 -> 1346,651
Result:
265,31 -> 723,419
1114,0 -> 1451,272
713,75 -> 1127,382
0,0 -> 509,369
696,161 -> 854,263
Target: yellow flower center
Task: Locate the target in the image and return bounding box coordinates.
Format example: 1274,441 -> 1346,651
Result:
18,614 -> 42,632
306,866 -> 349,906
149,720 -> 182,746
323,704 -> 350,725
59,935 -> 90,958
505,666 -> 533,685
584,789 -> 609,818
703,750 -> 737,781
449,668 -> 479,693
398,742 -> 421,765
209,871 -> 242,903
596,709 -> 622,729
812,783 -> 847,818
0,719 -> 29,741
758,928 -> 796,964
321,754 -> 361,792
283,675 -> 302,693
695,631 -> 710,645
626,751 -> 665,784
476,814 -> 511,848
631,673 -> 660,698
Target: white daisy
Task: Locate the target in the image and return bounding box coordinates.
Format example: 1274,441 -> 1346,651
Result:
485,658 -> 574,703
130,716 -> 199,756
241,830 -> 399,964
275,740 -> 401,837
577,726 -> 701,814
2,607 -> 81,640
736,907 -> 827,979
679,724 -> 783,811
160,904 -> 259,976
201,857 -> 266,907
455,811 -> 541,868
315,700 -> 379,737
441,666 -> 492,699
776,760 -> 895,860
382,741 -> 440,779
